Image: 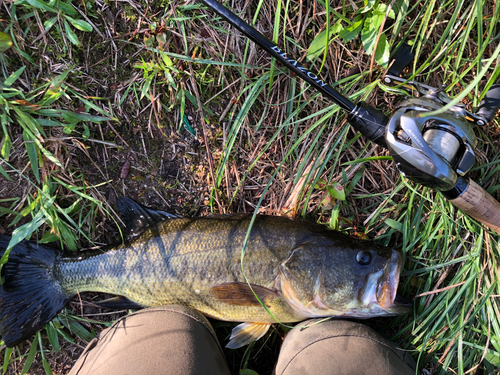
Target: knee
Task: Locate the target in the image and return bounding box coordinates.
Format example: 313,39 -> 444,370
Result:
274,319 -> 417,375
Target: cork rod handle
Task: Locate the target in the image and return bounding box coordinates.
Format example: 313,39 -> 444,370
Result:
449,180 -> 500,235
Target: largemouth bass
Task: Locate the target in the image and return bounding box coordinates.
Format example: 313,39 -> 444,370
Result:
0,198 -> 411,349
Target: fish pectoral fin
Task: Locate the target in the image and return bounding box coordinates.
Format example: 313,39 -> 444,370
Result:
95,296 -> 144,310
211,282 -> 278,307
117,197 -> 181,239
226,322 -> 272,349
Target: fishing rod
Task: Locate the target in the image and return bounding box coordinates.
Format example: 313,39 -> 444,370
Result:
199,0 -> 500,235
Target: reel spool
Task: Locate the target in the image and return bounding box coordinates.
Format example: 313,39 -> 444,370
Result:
385,97 -> 477,191
422,128 -> 461,165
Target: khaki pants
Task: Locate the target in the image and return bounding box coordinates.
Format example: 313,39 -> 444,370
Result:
70,306 -> 417,375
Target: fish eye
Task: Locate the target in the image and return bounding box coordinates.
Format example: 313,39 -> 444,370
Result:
356,251 -> 372,266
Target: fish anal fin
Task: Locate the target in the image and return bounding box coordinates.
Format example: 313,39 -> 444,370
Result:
95,296 -> 144,310
226,322 -> 271,349
211,282 -> 278,307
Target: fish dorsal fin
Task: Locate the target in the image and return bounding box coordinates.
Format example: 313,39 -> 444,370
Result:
95,296 -> 144,310
211,282 -> 278,307
227,322 -> 271,349
117,197 -> 181,238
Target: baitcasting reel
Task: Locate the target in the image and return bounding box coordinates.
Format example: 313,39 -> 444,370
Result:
383,44 -> 500,192
384,79 -> 478,191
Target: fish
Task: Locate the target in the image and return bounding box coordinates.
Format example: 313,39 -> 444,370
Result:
0,197 -> 411,349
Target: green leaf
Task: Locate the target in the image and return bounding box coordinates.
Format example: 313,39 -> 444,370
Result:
58,222 -> 77,251
20,334 -> 38,375
240,370 -> 259,375
3,66 -> 26,87
14,107 -> 46,140
52,0 -> 78,15
62,123 -> 76,134
61,318 -> 95,342
19,196 -> 39,217
1,134 -> 11,160
182,115 -> 196,136
62,111 -> 82,124
342,156 -> 393,165
2,346 -> 13,375
160,51 -> 173,67
64,20 -> 81,46
338,15 -> 363,42
39,146 -> 63,168
42,358 -> 53,375
40,231 -> 60,244
141,74 -> 153,99
144,34 -> 155,48
327,182 -> 346,201
44,16 -> 57,31
23,130 -> 40,183
374,3 -> 395,19
329,204 -> 340,230
361,3 -> 395,55
41,70 -> 70,105
484,350 -> 500,367
0,162 -> 12,181
374,33 -> 390,67
24,0 -> 57,12
45,322 -> 60,353
314,178 -> 327,190
307,20 -> 342,61
9,211 -> 45,250
36,118 -> 63,126
346,166 -> 365,194
362,13 -> 383,55
156,33 -> 167,49
0,32 -> 12,52
362,0 -> 377,12
61,111 -> 110,122
385,218 -> 403,232
65,95 -> 115,120
65,15 -> 92,32
82,123 -> 90,140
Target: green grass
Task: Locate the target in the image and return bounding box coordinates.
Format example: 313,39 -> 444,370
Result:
0,0 -> 500,373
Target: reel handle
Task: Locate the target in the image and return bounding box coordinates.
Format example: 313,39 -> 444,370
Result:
445,178 -> 500,235
477,84 -> 500,122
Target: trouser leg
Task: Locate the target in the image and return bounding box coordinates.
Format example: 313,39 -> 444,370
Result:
69,305 -> 231,375
274,319 -> 418,375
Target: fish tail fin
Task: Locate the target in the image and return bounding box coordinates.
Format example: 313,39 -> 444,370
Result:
0,236 -> 73,347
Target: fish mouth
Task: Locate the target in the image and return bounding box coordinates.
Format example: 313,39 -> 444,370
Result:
375,250 -> 402,309
356,250 -> 412,316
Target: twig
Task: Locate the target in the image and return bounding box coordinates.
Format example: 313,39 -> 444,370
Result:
368,0 -> 396,79
106,121 -> 130,148
414,281 -> 466,297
